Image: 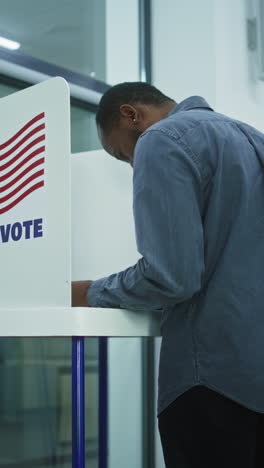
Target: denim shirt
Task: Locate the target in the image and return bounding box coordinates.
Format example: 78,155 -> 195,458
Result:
87,96 -> 264,415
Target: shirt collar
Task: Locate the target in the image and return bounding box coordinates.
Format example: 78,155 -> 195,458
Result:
168,96 -> 214,116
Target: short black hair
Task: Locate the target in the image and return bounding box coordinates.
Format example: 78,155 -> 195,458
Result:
96,81 -> 174,133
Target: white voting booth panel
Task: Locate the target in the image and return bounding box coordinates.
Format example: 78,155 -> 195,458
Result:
0,78 -> 160,337
0,77 -> 71,308
71,149 -> 160,337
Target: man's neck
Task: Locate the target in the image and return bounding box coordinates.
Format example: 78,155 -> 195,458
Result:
161,101 -> 177,119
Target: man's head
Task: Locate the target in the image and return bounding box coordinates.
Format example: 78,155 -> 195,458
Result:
96,82 -> 176,167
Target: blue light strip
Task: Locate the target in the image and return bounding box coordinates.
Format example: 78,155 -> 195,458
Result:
72,337 -> 85,468
99,337 -> 108,468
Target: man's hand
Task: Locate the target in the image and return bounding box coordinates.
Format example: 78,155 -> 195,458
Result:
71,280 -> 94,307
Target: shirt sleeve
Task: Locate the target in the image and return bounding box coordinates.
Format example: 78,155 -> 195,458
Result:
87,129 -> 205,312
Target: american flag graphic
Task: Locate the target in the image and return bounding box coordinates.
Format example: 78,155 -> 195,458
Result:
0,112 -> 45,215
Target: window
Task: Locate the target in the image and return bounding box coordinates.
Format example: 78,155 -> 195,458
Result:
0,0 -> 106,81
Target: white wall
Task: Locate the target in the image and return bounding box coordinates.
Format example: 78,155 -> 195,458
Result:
214,0 -> 264,131
106,0 -> 139,84
152,0 -> 216,106
152,0 -> 264,130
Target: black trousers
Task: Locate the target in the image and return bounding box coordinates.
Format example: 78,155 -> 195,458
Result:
158,385 -> 264,468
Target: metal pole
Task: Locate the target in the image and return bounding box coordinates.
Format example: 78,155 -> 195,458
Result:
138,0 -> 152,83
99,337 -> 108,468
138,1 -> 155,463
142,337 -> 155,468
72,336 -> 85,468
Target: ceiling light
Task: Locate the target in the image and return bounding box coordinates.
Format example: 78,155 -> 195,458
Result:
0,36 -> 20,50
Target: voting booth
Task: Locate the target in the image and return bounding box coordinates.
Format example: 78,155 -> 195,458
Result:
0,78 -> 160,468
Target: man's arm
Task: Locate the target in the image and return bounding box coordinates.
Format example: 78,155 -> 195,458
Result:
80,130 -> 205,311
72,280 -> 93,307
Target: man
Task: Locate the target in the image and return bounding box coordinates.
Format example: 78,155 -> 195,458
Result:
72,82 -> 264,467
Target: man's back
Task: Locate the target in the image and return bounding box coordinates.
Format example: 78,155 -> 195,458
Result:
142,98 -> 264,415
88,83 -> 264,466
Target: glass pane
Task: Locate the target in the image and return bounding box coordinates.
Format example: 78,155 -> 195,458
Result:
108,338 -> 143,468
0,337 -> 99,468
71,105 -> 100,153
0,0 -> 106,81
0,81 -> 20,98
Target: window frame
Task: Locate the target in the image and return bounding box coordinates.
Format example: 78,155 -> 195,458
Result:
0,47 -> 110,111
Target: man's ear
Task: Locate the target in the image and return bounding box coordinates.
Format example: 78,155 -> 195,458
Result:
119,104 -> 137,122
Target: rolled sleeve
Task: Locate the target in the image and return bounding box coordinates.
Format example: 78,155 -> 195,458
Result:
86,129 -> 205,311
86,277 -> 107,307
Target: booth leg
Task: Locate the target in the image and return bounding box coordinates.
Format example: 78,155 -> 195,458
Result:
72,337 -> 85,468
99,337 -> 108,468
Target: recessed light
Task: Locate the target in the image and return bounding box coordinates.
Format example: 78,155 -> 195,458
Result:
0,36 -> 20,50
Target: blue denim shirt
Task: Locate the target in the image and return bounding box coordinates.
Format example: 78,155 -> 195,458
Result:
87,96 -> 264,415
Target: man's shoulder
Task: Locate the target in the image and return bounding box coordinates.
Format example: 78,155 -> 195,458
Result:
143,108 -> 229,142
134,109 -> 223,161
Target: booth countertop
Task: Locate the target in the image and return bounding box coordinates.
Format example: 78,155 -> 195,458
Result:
0,307 -> 161,337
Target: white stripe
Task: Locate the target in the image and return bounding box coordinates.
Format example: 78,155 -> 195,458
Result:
0,158 -> 45,197
0,118 -> 45,158
0,176 -> 44,210
0,140 -> 45,178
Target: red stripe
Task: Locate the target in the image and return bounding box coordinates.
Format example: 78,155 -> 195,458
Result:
0,147 -> 45,182
0,181 -> 44,214
0,135 -> 45,170
0,159 -> 44,193
0,123 -> 45,160
0,170 -> 44,203
0,113 -> 45,151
